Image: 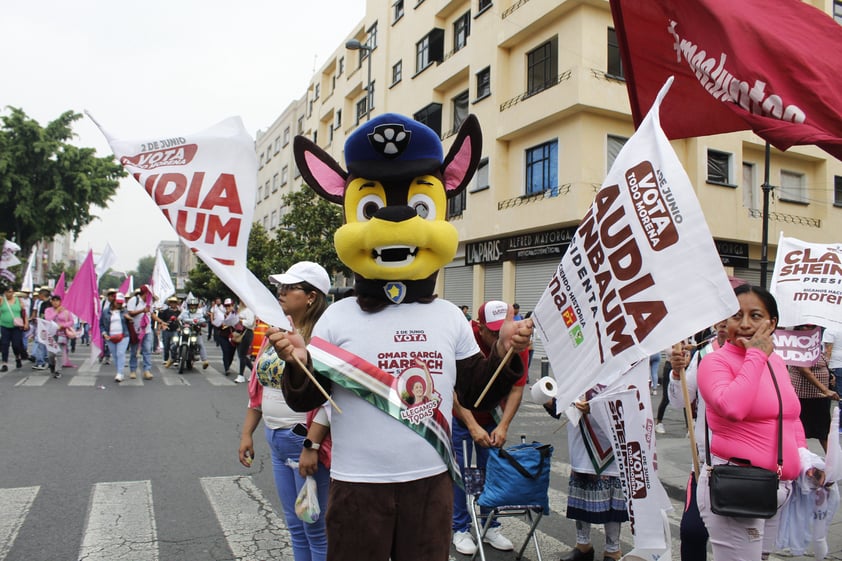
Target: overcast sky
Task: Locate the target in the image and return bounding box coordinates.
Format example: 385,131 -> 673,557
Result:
1,0 -> 364,271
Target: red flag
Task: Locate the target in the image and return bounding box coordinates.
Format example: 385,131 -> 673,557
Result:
63,250 -> 103,350
610,0 -> 842,159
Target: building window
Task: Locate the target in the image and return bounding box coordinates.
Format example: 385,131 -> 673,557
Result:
454,11 -> 471,52
476,67 -> 491,100
452,91 -> 469,134
471,157 -> 490,192
392,60 -> 403,85
336,109 -> 342,128
707,149 -> 733,185
313,84 -> 320,100
525,140 -> 558,196
264,181 -> 270,199
281,165 -> 289,185
297,116 -> 304,134
742,162 -> 759,209
272,173 -> 279,192
779,170 -> 807,203
478,0 -> 492,12
294,162 -> 301,179
607,28 -> 624,79
606,135 -> 628,172
338,57 -> 345,76
271,210 -> 278,229
835,176 -> 842,206
263,216 -> 268,229
367,22 -> 378,50
413,103 -> 443,137
283,127 -> 290,146
416,29 -> 444,73
257,184 -> 263,200
393,0 -> 404,22
447,188 -> 466,218
835,0 -> 842,24
356,98 -> 368,124
527,37 -> 558,96
259,152 -> 265,168
274,137 -> 281,154
329,123 -> 334,143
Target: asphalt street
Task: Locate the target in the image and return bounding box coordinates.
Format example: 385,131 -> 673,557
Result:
0,342 -> 840,561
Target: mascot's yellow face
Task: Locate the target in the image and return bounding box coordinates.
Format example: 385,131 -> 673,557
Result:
293,113 -> 482,284
336,175 -> 457,280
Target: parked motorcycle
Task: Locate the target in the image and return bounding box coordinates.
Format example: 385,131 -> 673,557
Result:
172,320 -> 201,374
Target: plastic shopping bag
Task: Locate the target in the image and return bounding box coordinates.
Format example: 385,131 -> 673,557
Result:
295,476 -> 321,524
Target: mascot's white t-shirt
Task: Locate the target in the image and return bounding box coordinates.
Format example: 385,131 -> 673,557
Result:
313,298 -> 480,483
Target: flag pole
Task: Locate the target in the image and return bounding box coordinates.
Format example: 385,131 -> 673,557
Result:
673,343 -> 700,479
760,142 -> 772,288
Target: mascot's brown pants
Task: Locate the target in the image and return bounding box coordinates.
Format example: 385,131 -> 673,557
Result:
326,471 -> 452,561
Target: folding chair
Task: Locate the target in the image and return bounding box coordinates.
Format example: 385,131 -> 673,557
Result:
462,437 -> 548,561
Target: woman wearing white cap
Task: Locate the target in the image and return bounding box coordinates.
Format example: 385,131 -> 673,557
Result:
239,261 -> 332,561
100,292 -> 131,382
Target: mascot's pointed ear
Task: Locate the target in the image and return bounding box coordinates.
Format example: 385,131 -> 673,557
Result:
293,136 -> 348,204
441,114 -> 482,199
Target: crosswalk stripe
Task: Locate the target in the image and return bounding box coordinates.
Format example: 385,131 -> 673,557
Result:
14,375 -> 49,387
204,366 -> 237,386
68,376 -> 97,387
0,486 -> 39,558
200,475 -> 293,561
162,374 -> 191,386
78,480 -> 158,561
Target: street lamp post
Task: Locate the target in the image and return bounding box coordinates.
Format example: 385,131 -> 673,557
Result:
345,39 -> 373,122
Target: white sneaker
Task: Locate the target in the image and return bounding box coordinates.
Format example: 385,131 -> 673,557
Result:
114,374 -> 124,383
234,375 -> 246,383
655,423 -> 666,434
452,531 -> 477,555
483,526 -> 513,551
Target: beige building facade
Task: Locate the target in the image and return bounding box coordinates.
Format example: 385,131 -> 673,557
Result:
255,0 -> 842,339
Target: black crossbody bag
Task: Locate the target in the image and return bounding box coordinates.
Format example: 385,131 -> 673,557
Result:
705,360 -> 782,519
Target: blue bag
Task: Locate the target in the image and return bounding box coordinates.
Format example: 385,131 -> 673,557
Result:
478,441 -> 553,513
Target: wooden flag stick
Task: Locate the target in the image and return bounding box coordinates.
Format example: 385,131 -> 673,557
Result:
473,347 -> 514,408
292,353 -> 343,414
673,343 -> 699,479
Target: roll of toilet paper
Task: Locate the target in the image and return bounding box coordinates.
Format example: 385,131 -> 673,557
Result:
530,376 -> 558,404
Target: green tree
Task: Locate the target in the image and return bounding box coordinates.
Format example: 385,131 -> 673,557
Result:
0,107 -> 125,249
46,261 -> 77,282
185,224 -> 276,301
130,255 -> 156,288
275,187 -> 348,279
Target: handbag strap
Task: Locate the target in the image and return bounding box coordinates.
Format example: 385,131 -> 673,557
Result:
705,359 -> 783,476
498,445 -> 551,480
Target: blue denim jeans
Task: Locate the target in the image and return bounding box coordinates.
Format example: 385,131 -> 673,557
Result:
128,331 -> 153,372
106,337 -> 129,376
33,341 -> 47,366
266,425 -> 330,561
452,418 -> 500,533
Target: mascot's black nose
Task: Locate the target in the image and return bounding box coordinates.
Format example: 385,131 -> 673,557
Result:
374,205 -> 416,223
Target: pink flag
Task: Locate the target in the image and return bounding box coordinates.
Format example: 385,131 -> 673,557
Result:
609,0 -> 842,159
54,272 -> 66,298
119,275 -> 133,296
63,251 -> 103,351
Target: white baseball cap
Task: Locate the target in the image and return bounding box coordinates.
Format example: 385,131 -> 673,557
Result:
223,298 -> 233,305
269,261 -> 331,295
478,300 -> 508,331
115,292 -> 126,304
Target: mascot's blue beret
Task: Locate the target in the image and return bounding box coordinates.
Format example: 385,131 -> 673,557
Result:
344,113 -> 444,182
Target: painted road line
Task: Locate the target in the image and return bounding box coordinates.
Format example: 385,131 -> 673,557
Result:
78,480 -> 158,561
204,366 -> 236,386
0,486 -> 39,559
162,374 -> 191,386
200,475 -> 293,561
14,375 -> 49,387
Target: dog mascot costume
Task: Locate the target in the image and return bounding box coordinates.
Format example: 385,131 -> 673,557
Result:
275,113 -> 533,561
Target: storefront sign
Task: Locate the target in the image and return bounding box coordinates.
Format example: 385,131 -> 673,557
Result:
465,227 -> 578,265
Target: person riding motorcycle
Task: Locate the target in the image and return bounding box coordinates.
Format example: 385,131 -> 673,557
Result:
165,299 -> 209,370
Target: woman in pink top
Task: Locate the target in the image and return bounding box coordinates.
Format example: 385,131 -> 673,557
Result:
697,284 -> 817,561
44,294 -> 74,379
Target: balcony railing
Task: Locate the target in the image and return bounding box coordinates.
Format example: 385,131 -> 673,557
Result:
499,70 -> 572,112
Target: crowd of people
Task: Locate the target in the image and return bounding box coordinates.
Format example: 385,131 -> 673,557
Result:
3,268 -> 842,561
